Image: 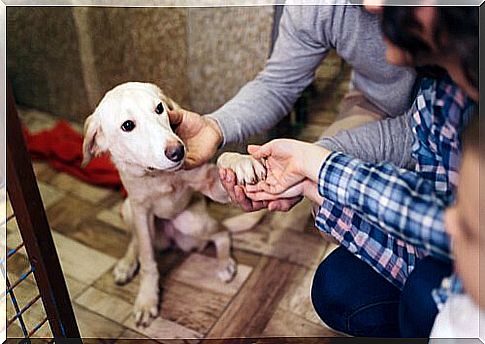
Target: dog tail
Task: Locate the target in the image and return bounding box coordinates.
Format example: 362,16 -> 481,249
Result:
222,209 -> 267,233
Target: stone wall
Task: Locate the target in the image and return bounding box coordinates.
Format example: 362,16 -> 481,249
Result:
7,6 -> 273,121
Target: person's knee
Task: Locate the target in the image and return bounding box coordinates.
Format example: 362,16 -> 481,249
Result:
311,251 -> 350,333
399,257 -> 453,337
311,248 -> 401,337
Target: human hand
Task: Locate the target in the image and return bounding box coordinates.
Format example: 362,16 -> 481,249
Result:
168,109 -> 223,169
219,168 -> 303,212
248,139 -> 331,195
246,179 -> 324,205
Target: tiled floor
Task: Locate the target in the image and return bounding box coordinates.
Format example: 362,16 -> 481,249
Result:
6,52 -> 350,341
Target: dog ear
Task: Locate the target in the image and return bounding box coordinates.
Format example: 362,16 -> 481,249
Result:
160,92 -> 181,111
81,113 -> 107,168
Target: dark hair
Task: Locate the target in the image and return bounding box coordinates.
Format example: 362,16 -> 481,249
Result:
381,7 -> 478,89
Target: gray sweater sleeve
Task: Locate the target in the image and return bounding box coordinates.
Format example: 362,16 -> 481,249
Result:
316,112 -> 416,169
207,6 -> 330,145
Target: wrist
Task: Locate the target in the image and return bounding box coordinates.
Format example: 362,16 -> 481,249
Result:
204,116 -> 224,149
301,145 -> 331,182
301,179 -> 323,204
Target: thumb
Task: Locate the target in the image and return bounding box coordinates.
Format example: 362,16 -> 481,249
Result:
168,109 -> 185,126
247,144 -> 261,155
248,143 -> 272,159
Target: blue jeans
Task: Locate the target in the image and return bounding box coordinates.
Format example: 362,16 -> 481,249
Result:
311,247 -> 452,337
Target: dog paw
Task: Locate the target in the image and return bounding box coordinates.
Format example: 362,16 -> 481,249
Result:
113,258 -> 139,285
217,257 -> 237,283
133,293 -> 159,327
217,152 -> 266,185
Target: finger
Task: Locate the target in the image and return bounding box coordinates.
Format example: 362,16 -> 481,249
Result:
245,183 -> 263,193
246,191 -> 280,201
251,200 -> 268,211
221,169 -> 237,202
167,109 -> 184,126
248,143 -> 272,160
235,186 -> 255,211
268,196 -> 302,212
219,167 -> 226,181
247,145 -> 261,155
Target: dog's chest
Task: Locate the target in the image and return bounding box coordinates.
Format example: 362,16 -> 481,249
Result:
121,172 -> 193,219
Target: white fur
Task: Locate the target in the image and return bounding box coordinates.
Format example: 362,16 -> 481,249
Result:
82,82 -> 264,327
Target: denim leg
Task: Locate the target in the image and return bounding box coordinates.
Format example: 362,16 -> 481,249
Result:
399,256 -> 453,337
311,247 -> 401,337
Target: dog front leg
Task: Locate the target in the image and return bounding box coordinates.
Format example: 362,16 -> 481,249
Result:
114,199 -> 140,285
210,231 -> 236,283
131,204 -> 159,327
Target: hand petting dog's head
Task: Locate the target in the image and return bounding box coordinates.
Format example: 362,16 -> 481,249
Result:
82,82 -> 185,174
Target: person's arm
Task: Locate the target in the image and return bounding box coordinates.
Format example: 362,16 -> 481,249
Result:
317,151 -> 451,260
207,5 -> 331,145
316,111 -> 416,170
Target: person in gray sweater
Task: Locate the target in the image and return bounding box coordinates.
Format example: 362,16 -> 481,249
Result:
168,4 -> 418,336
169,4 -> 416,211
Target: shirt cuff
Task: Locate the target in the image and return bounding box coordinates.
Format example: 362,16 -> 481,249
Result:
317,151 -> 361,205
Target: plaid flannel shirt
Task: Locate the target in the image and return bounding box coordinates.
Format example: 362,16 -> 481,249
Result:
315,76 -> 475,290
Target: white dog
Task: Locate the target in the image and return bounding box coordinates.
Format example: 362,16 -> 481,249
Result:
82,82 -> 265,327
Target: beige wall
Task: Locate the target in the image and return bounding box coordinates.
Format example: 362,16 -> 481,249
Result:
187,6 -> 273,114
7,6 -> 273,122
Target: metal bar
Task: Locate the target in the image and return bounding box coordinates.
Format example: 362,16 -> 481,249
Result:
7,242 -> 25,259
2,266 -> 35,299
28,316 -> 48,337
6,80 -> 82,341
6,275 -> 29,338
7,293 -> 41,327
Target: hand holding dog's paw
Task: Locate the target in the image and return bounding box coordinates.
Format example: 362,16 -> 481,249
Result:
217,152 -> 266,185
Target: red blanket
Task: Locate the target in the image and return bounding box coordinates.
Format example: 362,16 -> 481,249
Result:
24,120 -> 123,191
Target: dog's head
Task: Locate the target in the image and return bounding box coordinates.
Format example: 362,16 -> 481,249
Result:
82,82 -> 185,173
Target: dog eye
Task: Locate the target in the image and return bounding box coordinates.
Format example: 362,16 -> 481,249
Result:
121,120 -> 136,132
155,103 -> 165,115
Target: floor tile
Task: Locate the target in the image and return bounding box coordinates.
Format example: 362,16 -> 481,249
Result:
262,307 -> 337,337
5,194 -> 13,221
73,303 -> 126,339
159,279 -> 230,335
38,182 -> 65,209
93,269 -> 140,305
114,329 -> 158,342
168,253 -> 252,297
206,257 -> 299,338
51,231 -> 116,285
96,202 -> 129,233
46,194 -> 99,234
124,313 -> 202,340
32,161 -> 59,183
278,267 -> 322,326
75,287 -> 132,325
50,173 -> 113,204
232,225 -> 327,269
71,219 -> 131,260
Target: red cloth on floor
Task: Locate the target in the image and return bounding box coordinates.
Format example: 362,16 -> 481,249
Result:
24,120 -> 124,192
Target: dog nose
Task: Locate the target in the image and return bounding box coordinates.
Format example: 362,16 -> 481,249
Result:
165,143 -> 185,162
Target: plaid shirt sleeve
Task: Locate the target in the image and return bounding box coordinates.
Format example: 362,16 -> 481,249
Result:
318,151 -> 451,260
